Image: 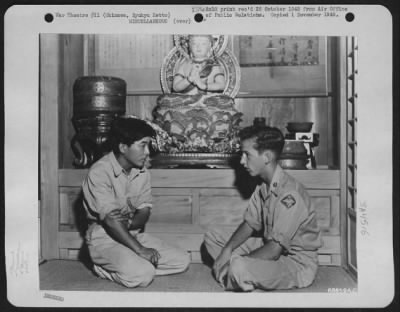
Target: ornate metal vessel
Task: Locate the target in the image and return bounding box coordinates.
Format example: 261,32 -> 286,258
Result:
71,76 -> 126,168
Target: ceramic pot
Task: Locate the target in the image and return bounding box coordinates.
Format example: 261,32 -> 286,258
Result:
280,140 -> 308,157
279,158 -> 308,169
286,122 -> 314,133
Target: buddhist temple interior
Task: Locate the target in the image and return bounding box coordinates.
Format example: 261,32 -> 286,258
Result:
39,34 -> 359,291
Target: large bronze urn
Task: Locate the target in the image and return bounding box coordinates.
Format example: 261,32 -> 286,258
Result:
71,76 -> 126,168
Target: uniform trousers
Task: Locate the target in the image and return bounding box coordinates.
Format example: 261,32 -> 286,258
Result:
204,227 -> 318,291
86,225 -> 190,288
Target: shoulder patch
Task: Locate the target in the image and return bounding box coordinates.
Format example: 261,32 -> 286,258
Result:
281,194 -> 296,209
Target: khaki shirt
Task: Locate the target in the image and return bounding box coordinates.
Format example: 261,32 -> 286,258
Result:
244,165 -> 322,255
82,152 -> 152,223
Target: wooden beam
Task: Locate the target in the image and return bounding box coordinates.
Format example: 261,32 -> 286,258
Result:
59,168 -> 340,189
60,34 -> 85,168
58,229 -> 340,255
339,37 -> 350,271
40,34 -> 61,260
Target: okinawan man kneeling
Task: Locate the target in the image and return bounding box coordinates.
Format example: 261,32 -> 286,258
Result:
82,117 -> 190,288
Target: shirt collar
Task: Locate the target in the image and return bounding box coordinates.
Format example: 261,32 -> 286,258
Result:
268,165 -> 286,197
260,183 -> 269,201
110,152 -> 124,177
109,152 -> 145,178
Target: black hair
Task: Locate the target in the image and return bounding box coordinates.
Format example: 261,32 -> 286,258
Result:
238,125 -> 285,158
110,117 -> 156,155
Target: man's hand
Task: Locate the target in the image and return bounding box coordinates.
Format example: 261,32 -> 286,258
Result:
212,246 -> 232,286
138,247 -> 161,267
104,209 -> 130,228
246,240 -> 283,261
126,197 -> 138,215
216,262 -> 229,287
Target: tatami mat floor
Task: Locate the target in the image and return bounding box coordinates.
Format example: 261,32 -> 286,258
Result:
40,260 -> 357,292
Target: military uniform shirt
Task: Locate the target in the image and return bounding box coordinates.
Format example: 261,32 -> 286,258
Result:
244,165 -> 322,255
82,152 -> 152,223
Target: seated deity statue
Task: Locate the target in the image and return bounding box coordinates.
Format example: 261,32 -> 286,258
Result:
153,34 -> 242,154
172,35 -> 226,95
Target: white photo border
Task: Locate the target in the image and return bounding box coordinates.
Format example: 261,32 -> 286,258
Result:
4,4 -> 394,308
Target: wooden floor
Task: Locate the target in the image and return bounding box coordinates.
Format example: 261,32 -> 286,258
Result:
40,260 -> 357,292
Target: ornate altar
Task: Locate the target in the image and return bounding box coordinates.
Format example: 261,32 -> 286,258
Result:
152,35 -> 242,168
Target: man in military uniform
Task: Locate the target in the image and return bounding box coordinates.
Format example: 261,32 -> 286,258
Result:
204,125 -> 322,291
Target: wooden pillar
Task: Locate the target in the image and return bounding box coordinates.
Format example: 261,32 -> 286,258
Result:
40,34 -> 61,259
59,34 -> 85,168
338,37 -> 349,270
